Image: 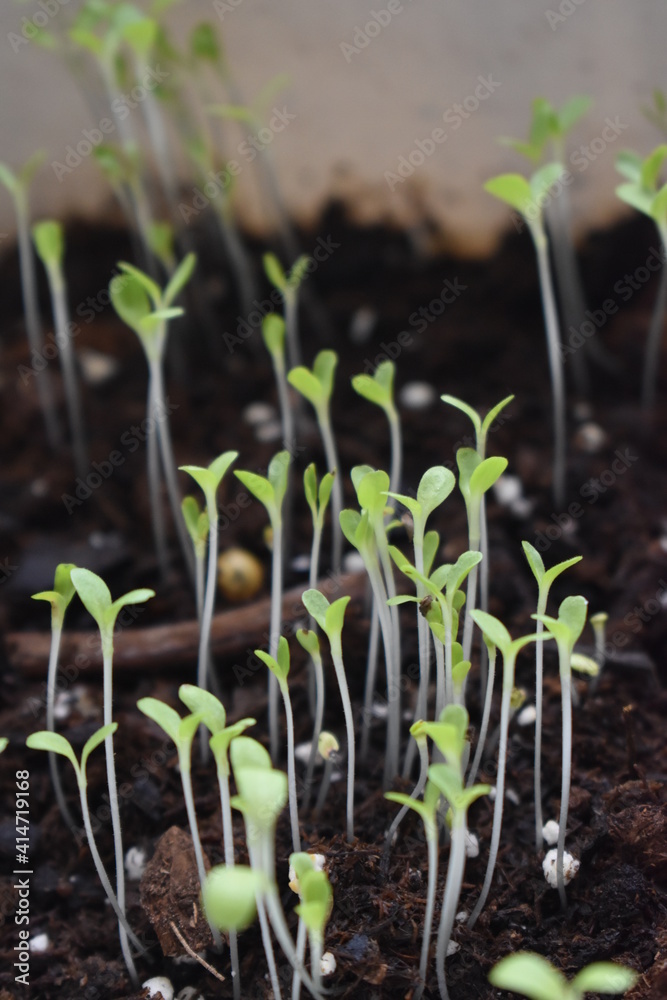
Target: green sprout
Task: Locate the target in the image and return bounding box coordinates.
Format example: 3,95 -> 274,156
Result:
263,252 -> 311,368
290,852 -> 333,998
263,313 -> 295,456
304,464 -> 335,594
31,563 -> 77,829
26,725 -> 145,982
137,696 -> 222,949
179,450 -> 238,755
501,97 -> 593,396
489,951 -> 638,1000
179,684 -> 254,1000
288,350 -> 343,573
146,220 -> 176,275
70,568 -> 154,973
33,220 -> 88,479
352,360 -> 402,494
302,589 -> 355,840
0,739 -> 7,753
616,144 -> 667,409
589,610 -> 609,694
522,541 -> 582,851
485,164 -> 567,506
467,611 -> 552,928
387,466 -> 455,774
0,152 -> 61,448
255,636 -> 301,853
235,450 -> 290,761
181,496 -> 210,622
642,87 -> 667,140
296,626 -> 325,808
533,594 -> 588,908
110,253 -> 197,579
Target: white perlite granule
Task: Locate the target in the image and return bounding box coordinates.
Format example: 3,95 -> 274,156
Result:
542,848 -> 579,887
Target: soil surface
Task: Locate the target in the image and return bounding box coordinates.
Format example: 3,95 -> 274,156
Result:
0,205 -> 666,999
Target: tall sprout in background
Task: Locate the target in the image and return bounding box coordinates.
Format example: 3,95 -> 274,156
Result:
484,164 -> 568,507
352,361 -> 403,495
0,153 -> 61,448
110,254 -> 197,580
501,97 -> 593,395
264,253 -> 311,369
615,144 -> 667,410
235,451 -> 290,762
32,221 -> 88,479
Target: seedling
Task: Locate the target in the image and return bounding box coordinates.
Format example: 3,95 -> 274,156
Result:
455,446 -> 508,678
386,466 -> 455,771
0,152 -> 61,448
31,562 -> 77,828
70,568 -> 154,974
533,594 -> 588,909
179,450 -> 238,756
352,360 -> 402,494
589,610 -> 608,694
289,852 -> 333,998
466,611 -> 551,927
522,541 -> 582,850
137,696 -> 222,948
181,496 -> 210,622
296,627 -> 326,807
235,450 -> 291,761
384,719 -> 432,850
255,637 -> 302,853
615,144 -> 667,409
501,96 -> 593,395
288,351 -> 343,573
26,725 -> 145,982
314,731 -> 340,818
484,164 -> 567,506
488,951 -> 638,999
263,314 -> 296,456
33,220 -> 88,479
110,254 -> 197,578
304,464 -> 335,594
302,589 -> 355,840
263,252 -> 311,368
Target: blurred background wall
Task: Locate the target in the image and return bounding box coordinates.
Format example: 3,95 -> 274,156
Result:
0,0 -> 664,255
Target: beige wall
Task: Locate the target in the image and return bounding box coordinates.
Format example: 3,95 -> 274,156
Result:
0,0 -> 664,255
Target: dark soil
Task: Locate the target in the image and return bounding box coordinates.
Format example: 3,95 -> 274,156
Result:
0,205 -> 666,999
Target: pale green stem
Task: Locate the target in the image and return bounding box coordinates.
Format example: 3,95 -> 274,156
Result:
309,931 -> 323,994
385,738 -> 429,850
414,825 -> 438,1000
642,229 -> 667,411
461,521 -> 481,668
434,636 -> 446,721
306,514 -> 324,720
557,645 -> 573,911
314,754 -> 335,818
378,533 -> 402,782
146,376 -> 168,579
48,269 -> 87,479
292,918 -> 308,1000
402,537 -> 430,778
101,636 -> 133,982
181,757 -> 222,949
331,637 -> 356,841
548,189 -> 589,397
303,649 -> 325,809
150,358 -> 195,579
197,500 -> 219,762
257,895 -> 283,1000
467,644 -> 497,788
533,597 -> 547,852
46,620 -> 76,830
366,560 -> 399,786
268,516 -> 283,762
468,653 -> 515,928
278,678 -> 301,854
387,405 -> 402,496
212,197 -> 257,318
360,602 -> 380,763
317,409 -> 342,575
478,503 -> 489,697
214,762 -> 241,1000
16,192 -> 61,448
534,233 -> 567,509
435,814 -> 467,1000
284,292 -> 301,370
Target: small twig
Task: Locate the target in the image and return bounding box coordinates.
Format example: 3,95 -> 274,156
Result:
169,921 -> 226,984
